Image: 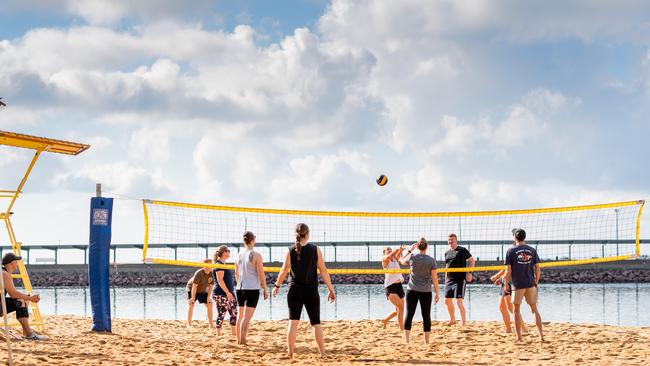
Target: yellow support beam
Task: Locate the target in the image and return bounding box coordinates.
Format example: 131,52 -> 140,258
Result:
0,130 -> 89,155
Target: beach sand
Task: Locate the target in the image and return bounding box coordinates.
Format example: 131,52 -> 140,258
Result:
1,315 -> 649,365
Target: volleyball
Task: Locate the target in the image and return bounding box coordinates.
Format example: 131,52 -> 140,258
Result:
376,174 -> 388,186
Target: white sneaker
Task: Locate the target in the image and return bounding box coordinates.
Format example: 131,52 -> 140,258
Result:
24,332 -> 48,341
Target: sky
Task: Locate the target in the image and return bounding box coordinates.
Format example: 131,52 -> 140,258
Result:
0,0 -> 649,250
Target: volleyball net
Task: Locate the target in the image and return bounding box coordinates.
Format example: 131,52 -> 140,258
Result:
142,199 -> 645,274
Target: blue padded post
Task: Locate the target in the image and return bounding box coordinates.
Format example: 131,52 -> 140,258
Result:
88,197 -> 113,332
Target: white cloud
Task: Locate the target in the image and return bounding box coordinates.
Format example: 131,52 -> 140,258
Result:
269,150 -> 370,207
400,164 -> 461,206
52,161 -> 175,197
427,89 -> 573,157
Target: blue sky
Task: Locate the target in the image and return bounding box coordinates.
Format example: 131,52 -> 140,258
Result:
0,0 -> 649,248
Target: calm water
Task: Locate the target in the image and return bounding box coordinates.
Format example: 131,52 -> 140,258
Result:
36,284 -> 650,326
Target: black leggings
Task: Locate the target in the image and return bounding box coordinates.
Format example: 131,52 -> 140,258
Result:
404,290 -> 432,332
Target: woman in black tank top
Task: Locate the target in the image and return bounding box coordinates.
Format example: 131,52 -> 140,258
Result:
272,223 -> 336,358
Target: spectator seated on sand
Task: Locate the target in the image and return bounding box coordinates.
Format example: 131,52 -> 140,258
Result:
1,252 -> 48,340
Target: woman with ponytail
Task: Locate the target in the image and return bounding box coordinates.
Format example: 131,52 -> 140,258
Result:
272,223 -> 336,358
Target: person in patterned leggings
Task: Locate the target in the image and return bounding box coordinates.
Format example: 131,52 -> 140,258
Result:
212,245 -> 237,336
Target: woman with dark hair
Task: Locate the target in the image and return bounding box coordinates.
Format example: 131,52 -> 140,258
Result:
234,231 -> 268,345
212,245 -> 237,337
272,223 -> 336,358
399,237 -> 439,344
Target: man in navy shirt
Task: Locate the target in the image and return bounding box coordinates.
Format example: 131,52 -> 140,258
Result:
443,233 -> 475,326
503,228 -> 544,342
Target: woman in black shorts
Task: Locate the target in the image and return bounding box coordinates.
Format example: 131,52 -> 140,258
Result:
381,244 -> 406,329
272,223 -> 336,358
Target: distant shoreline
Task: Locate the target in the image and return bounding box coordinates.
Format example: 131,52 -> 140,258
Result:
21,260 -> 650,287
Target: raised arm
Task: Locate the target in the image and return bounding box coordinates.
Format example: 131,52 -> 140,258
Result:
399,243 -> 417,265
393,245 -> 406,260
317,247 -> 336,302
272,250 -> 291,297
256,252 -> 269,299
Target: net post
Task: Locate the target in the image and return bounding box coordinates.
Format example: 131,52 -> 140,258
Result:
635,200 -> 645,257
141,199 -> 150,262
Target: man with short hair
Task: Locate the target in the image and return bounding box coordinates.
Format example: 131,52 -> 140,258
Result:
186,258 -> 215,329
443,233 -> 475,326
1,252 -> 48,340
503,228 -> 544,342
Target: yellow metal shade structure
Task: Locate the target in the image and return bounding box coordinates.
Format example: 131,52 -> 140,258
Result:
0,130 -> 90,333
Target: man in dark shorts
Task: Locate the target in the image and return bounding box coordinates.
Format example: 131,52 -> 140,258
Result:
503,228 -> 544,342
186,259 -> 214,329
444,233 -> 475,326
1,253 -> 48,340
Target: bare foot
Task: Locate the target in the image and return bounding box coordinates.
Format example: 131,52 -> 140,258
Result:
446,321 -> 456,326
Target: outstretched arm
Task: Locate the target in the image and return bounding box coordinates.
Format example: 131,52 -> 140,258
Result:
490,269 -> 505,284
2,271 -> 33,301
399,243 -> 417,265
393,245 -> 406,260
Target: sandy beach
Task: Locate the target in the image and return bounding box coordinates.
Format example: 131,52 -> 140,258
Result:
1,315 -> 648,365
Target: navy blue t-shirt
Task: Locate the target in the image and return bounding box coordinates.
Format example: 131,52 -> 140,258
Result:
505,244 -> 540,290
212,260 -> 235,297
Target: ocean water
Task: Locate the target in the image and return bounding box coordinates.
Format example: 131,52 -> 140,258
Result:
36,283 -> 650,327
